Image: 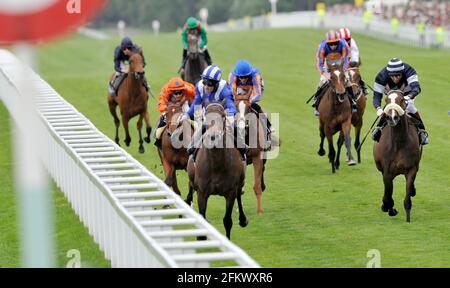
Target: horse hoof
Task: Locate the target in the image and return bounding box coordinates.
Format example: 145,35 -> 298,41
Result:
411,187 -> 416,197
240,219 -> 249,228
381,204 -> 388,212
197,236 -> 207,241
162,204 -> 170,209
256,208 -> 264,215
388,209 -> 398,217
347,159 -> 357,166
144,137 -> 151,144
317,149 -> 326,156
138,147 -> 145,154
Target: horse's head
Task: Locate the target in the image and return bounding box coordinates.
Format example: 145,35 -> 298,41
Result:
187,29 -> 200,56
384,90 -> 407,127
129,53 -> 145,80
346,67 -> 362,98
234,92 -> 251,129
165,100 -> 185,137
327,61 -> 347,103
205,102 -> 226,144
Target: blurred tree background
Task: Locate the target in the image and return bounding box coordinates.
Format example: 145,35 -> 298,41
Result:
93,0 -> 354,31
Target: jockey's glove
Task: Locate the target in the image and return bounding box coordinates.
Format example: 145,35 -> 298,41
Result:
180,113 -> 189,122
376,107 -> 384,117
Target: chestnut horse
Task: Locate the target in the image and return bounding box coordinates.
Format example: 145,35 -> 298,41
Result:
181,29 -> 208,85
108,52 -> 152,153
317,62 -> 356,173
157,100 -> 194,201
235,93 -> 268,215
187,103 -> 248,240
374,90 -> 422,222
343,65 -> 366,163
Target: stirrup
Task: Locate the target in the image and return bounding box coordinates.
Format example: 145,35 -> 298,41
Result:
372,127 -> 382,142
418,129 -> 429,145
314,109 -> 320,117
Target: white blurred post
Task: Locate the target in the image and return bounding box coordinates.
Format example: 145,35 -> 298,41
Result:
269,0 -> 277,15
152,20 -> 160,35
117,20 -> 126,38
199,8 -> 209,27
14,44 -> 54,268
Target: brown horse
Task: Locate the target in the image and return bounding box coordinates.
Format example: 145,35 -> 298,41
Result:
181,29 -> 208,85
345,66 -> 366,163
157,99 -> 194,201
374,90 -> 422,222
235,93 -> 268,215
108,52 -> 152,153
317,62 -> 356,173
187,103 -> 248,240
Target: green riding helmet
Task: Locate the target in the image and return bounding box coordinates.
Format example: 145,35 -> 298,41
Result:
186,17 -> 200,30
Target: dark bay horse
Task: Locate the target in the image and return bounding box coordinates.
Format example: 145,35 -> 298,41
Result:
317,62 -> 356,173
345,66 -> 366,163
181,29 -> 208,85
108,52 -> 152,153
157,100 -> 194,201
373,90 -> 422,222
235,93 -> 268,215
187,103 -> 248,240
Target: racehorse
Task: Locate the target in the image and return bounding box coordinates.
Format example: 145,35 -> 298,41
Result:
343,65 -> 366,163
373,90 -> 422,222
157,100 -> 194,200
317,61 -> 356,173
187,102 -> 248,240
235,93 -> 268,215
108,52 -> 152,153
181,29 -> 208,85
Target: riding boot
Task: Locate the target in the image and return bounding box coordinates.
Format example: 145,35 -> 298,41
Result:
181,49 -> 188,69
251,103 -> 274,142
346,87 -> 358,113
204,49 -> 213,65
110,73 -> 126,96
143,75 -> 150,92
154,116 -> 167,149
372,115 -> 387,142
234,131 -> 249,162
312,86 -> 325,116
360,79 -> 369,96
412,112 -> 429,145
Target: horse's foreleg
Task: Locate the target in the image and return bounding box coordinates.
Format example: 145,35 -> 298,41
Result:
404,170 -> 417,223
137,114 -> 144,153
108,98 -> 120,145
318,123 -> 326,156
336,132 -> 344,170
121,114 -> 131,147
186,182 -> 194,207
381,174 -> 398,217
143,110 -> 152,143
252,157 -> 264,215
197,191 -> 208,241
354,122 -> 362,163
325,129 -> 336,173
342,121 -> 356,166
223,194 -> 236,240
237,186 -> 248,228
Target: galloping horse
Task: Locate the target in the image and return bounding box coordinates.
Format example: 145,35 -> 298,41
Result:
157,100 -> 194,200
108,52 -> 152,153
374,90 -> 422,222
235,93 -> 268,215
344,64 -> 366,163
317,61 -> 356,173
187,103 -> 248,240
181,29 -> 208,84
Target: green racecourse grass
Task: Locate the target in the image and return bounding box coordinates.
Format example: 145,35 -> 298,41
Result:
1,28 -> 449,267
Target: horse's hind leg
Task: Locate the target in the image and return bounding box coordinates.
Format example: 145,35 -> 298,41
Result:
354,123 -> 362,163
381,174 -> 398,217
237,187 -> 248,228
137,114 -> 145,153
336,132 -> 344,170
252,157 -> 264,214
317,124 -> 326,156
223,194 -> 236,240
404,170 -> 417,222
325,130 -> 336,173
108,97 -> 120,145
343,122 -> 356,166
143,110 -> 152,143
186,182 -> 194,207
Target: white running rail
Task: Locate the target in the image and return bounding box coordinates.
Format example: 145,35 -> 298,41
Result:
0,49 -> 259,268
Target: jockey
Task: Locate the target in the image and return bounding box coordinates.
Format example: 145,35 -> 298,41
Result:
154,77 -> 196,149
338,27 -> 369,96
180,17 -> 213,72
180,65 -> 247,161
228,59 -> 274,137
372,58 -> 429,145
109,37 -> 150,96
313,30 -> 355,116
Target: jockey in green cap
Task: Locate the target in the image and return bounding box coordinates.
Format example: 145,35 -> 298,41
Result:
180,17 -> 213,72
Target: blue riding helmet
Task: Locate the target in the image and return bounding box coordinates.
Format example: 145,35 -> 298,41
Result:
121,37 -> 133,49
234,60 -> 253,77
201,65 -> 222,82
